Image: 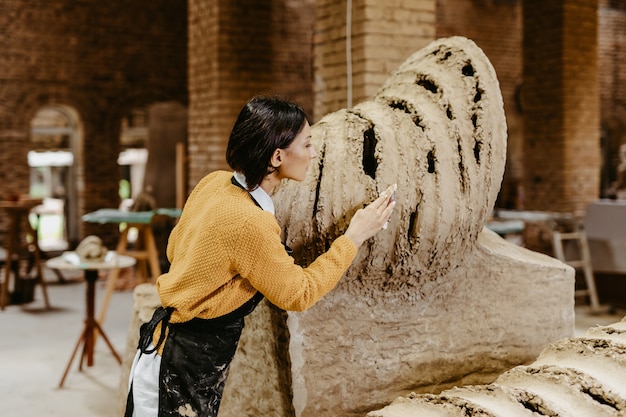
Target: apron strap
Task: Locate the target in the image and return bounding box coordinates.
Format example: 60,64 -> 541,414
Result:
138,306 -> 174,354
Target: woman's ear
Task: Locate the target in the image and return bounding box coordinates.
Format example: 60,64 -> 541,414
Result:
270,148 -> 283,168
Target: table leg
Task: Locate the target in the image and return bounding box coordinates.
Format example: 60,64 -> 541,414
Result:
58,268 -> 121,387
144,226 -> 161,281
94,320 -> 122,364
58,325 -> 87,388
58,269 -> 96,387
84,269 -> 97,367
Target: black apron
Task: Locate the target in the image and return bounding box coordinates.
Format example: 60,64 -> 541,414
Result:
124,291 -> 264,417
124,175 -> 290,417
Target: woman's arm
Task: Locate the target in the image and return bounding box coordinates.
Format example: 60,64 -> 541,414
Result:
344,184 -> 396,246
233,185 -> 396,311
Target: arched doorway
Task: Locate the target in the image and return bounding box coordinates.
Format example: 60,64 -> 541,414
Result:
29,105 -> 83,249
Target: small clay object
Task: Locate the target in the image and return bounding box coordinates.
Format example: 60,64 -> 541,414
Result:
75,235 -> 108,263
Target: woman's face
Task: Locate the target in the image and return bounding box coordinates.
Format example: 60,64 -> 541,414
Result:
276,121 -> 317,182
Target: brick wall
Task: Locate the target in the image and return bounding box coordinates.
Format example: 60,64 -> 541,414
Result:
0,1 -> 187,246
522,0 -> 600,214
313,0 -> 436,120
187,0 -> 314,186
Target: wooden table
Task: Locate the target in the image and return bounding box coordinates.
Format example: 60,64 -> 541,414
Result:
82,208 -> 181,325
46,252 -> 136,387
0,198 -> 49,310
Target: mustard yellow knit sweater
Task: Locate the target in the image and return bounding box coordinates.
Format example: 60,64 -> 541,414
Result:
157,170 -> 358,324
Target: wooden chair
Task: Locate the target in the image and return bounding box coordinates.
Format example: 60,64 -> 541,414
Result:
0,199 -> 50,310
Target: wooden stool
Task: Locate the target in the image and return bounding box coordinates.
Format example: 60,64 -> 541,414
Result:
82,208 -> 181,325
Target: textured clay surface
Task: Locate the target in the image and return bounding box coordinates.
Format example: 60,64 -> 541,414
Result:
369,317 -> 626,417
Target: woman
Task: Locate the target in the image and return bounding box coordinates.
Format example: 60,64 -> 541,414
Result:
125,95 -> 396,417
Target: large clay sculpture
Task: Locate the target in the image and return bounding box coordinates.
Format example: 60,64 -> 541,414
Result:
218,36 -> 574,416
119,37 -> 577,417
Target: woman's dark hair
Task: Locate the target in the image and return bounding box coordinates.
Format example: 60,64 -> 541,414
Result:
226,95 -> 308,191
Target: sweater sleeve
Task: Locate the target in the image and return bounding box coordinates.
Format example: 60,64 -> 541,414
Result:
232,213 -> 358,311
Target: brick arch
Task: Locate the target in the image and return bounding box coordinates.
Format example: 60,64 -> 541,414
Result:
77,90 -> 188,247
3,87 -> 125,246
10,87 -> 96,129
103,88 -> 187,135
0,88 -> 93,235
102,91 -> 187,185
31,104 -> 84,245
11,88 -> 92,246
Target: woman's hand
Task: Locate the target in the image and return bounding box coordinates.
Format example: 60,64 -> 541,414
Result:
344,184 -> 397,247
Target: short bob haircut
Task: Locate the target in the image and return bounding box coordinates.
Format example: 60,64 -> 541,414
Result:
226,95 -> 309,191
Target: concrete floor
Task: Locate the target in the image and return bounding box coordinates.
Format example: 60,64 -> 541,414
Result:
0,267 -> 625,417
0,269 -> 134,417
